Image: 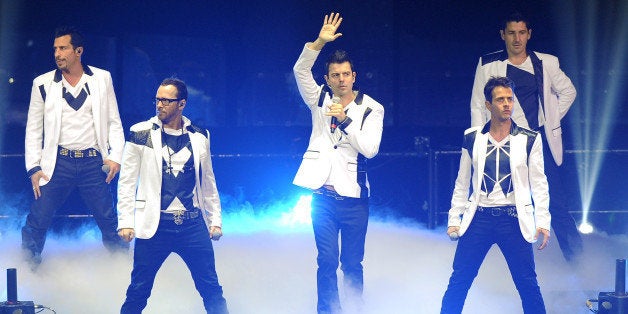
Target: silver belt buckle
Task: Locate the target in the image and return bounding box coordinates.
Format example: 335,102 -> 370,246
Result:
173,210 -> 184,225
491,208 -> 502,216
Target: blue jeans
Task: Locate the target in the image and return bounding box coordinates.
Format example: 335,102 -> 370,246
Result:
311,191 -> 369,314
22,153 -> 126,259
120,216 -> 228,314
441,210 -> 546,314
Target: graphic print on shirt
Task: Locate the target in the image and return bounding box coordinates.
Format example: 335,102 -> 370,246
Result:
507,64 -> 540,130
481,139 -> 513,197
62,84 -> 89,111
161,132 -> 196,211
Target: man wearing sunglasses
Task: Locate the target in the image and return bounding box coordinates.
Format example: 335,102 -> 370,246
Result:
117,78 -> 228,314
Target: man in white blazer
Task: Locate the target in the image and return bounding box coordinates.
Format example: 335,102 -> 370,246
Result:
22,26 -> 126,266
293,12 -> 384,314
117,78 -> 228,314
469,12 -> 582,263
441,77 -> 550,314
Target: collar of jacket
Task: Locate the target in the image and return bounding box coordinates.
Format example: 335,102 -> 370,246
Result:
481,119 -> 527,136
53,63 -> 94,82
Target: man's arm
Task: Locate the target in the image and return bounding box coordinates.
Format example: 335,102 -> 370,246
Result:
339,100 -> 384,159
200,131 -> 223,229
103,71 -> 125,183
116,132 -> 143,232
470,58 -> 489,127
528,133 -> 551,232
448,146 -> 473,228
547,56 -> 576,119
293,12 -> 344,107
25,79 -> 46,176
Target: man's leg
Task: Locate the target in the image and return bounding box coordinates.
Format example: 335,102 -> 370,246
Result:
497,217 -> 546,314
120,230 -> 171,314
543,134 -> 584,262
441,212 -> 494,314
77,157 -> 128,252
22,156 -> 75,264
311,193 -> 342,314
178,218 -> 228,314
338,197 -> 369,303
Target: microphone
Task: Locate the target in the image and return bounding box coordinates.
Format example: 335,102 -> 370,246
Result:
330,96 -> 340,133
449,231 -> 459,241
101,164 -> 110,174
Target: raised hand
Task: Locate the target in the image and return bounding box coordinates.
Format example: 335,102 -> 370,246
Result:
318,12 -> 343,43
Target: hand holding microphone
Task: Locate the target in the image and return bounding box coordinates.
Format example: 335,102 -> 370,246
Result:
101,160 -> 121,184
447,226 -> 460,241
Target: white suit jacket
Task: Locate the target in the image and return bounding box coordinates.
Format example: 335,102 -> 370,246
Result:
470,50 -> 576,165
24,65 -> 124,184
116,116 -> 222,239
292,45 -> 384,198
447,122 -> 551,243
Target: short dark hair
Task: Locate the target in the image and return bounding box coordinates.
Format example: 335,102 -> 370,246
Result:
160,77 -> 188,100
502,11 -> 531,30
54,26 -> 85,49
484,76 -> 515,102
325,50 -> 354,74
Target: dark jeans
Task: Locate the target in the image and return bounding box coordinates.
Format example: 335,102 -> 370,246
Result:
441,210 -> 546,314
541,130 -> 584,262
120,216 -> 228,314
22,153 -> 126,260
311,191 -> 369,314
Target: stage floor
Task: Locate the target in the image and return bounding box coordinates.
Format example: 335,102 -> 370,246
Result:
1,219 -> 626,314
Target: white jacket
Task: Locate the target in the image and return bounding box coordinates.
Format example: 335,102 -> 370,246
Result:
447,122 -> 551,243
116,116 -> 222,239
292,45 -> 384,198
470,50 -> 576,166
25,66 -> 124,184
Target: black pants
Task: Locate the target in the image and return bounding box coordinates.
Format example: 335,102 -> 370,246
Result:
541,129 -> 584,262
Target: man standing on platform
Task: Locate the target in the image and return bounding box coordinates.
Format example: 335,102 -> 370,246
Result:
469,12 -> 582,263
293,12 -> 385,314
117,78 -> 228,314
23,26 -> 127,266
442,76 -> 550,314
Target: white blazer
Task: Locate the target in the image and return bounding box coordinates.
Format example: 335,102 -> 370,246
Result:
24,66 -> 125,185
292,45 -> 384,198
447,122 -> 551,243
116,116 -> 222,239
470,50 -> 577,165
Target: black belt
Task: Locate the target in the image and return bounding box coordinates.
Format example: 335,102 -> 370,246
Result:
160,210 -> 200,225
58,147 -> 99,158
477,205 -> 518,218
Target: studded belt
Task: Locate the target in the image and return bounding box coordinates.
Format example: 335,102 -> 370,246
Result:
313,186 -> 346,200
160,210 -> 200,225
58,147 -> 99,158
476,205 -> 518,218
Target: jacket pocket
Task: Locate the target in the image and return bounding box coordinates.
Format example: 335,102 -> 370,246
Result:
135,200 -> 146,209
303,150 -> 320,159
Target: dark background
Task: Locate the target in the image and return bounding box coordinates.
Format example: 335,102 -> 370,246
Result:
0,0 -> 626,233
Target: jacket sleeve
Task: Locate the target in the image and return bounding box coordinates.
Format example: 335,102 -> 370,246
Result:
116,134 -> 142,230
293,44 -> 324,108
528,133 -> 551,230
25,79 -> 46,176
200,130 -> 222,227
470,58 -> 489,127
546,56 -> 576,120
448,146 -> 472,227
103,71 -> 125,164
